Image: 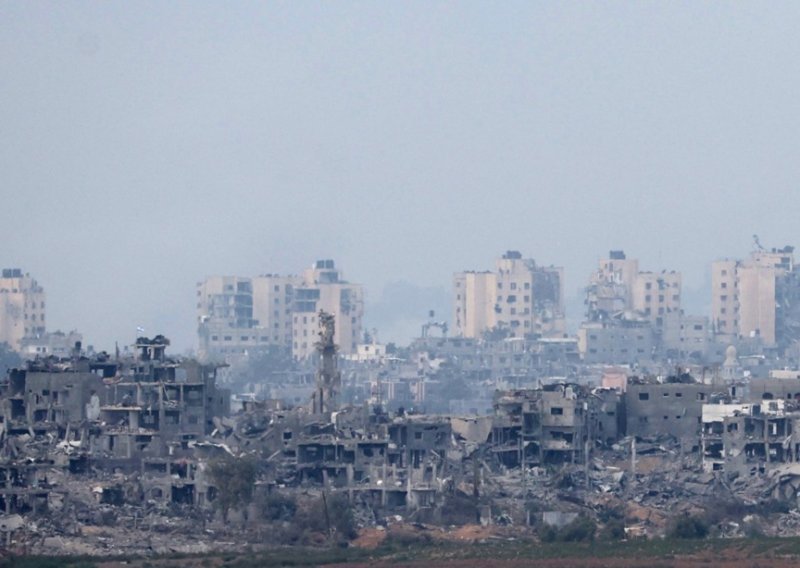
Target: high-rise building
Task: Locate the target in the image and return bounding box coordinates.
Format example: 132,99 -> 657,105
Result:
711,246 -> 795,347
0,268 -> 45,351
197,276 -> 262,360
252,274 -> 300,348
453,251 -> 565,339
495,251 -> 565,338
578,251 -> 683,363
453,271 -> 497,339
630,271 -> 682,332
586,251 -> 681,334
586,250 -> 639,319
197,260 -> 363,361
292,260 -> 364,360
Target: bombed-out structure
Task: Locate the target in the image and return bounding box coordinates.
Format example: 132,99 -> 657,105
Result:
9,304 -> 800,554
0,336 -> 229,515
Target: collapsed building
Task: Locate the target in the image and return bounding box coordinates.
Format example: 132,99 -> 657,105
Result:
491,384 -> 622,468
10,315 -> 800,554
701,400 -> 796,477
0,336 -> 229,515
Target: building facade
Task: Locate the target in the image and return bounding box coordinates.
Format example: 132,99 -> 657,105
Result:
19,330 -> 83,359
292,260 -> 364,360
252,274 -> 300,348
586,251 -> 681,335
711,246 -> 795,348
661,312 -> 710,360
0,268 -> 45,351
198,261 -> 363,362
453,271 -> 497,339
577,318 -> 655,364
197,275 -> 269,360
586,250 -> 639,319
453,251 -> 565,340
630,271 -> 682,333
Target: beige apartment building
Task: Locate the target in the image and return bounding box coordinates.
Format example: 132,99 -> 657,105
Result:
292,260 -> 364,360
453,251 -> 565,339
711,247 -> 794,347
630,271 -> 682,331
0,268 -> 46,351
661,312 -> 710,359
198,260 -> 364,362
453,271 -> 497,338
586,251 -> 681,334
587,250 -> 639,316
252,274 -> 301,348
197,274 -> 300,360
197,276 -> 264,360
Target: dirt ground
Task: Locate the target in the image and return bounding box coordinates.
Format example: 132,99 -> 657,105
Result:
351,522 -> 521,549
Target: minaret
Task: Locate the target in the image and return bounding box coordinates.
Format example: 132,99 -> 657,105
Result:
312,311 -> 341,415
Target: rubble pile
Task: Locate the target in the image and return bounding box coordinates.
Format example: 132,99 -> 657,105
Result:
3,322 -> 800,557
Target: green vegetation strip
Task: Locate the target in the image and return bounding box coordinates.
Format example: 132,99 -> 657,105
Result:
6,537 -> 800,567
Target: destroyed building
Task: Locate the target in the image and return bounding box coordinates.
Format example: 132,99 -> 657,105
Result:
585,250 -> 682,334
93,336 -> 229,471
579,251 -> 717,364
624,380 -> 712,443
491,384 -> 622,468
701,400 -> 798,477
0,335 -> 230,515
19,330 -> 83,360
11,305 -> 800,554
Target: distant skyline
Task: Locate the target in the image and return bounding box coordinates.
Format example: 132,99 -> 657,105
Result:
3,3 -> 800,351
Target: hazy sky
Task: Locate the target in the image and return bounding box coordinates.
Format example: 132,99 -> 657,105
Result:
3,3 -> 800,351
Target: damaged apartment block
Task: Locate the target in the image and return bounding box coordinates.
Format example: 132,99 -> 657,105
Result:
491,384 -> 622,469
10,307 -> 800,552
0,336 -> 230,514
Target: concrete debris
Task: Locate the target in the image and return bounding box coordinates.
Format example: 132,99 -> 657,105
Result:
4,321 -> 800,556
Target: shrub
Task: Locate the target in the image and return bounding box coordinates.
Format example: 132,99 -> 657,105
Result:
669,514 -> 709,539
538,516 -> 597,543
381,531 -> 433,549
261,492 -> 297,522
439,494 -> 478,526
600,518 -> 625,541
597,505 -> 624,524
559,516 -> 597,542
539,523 -> 558,543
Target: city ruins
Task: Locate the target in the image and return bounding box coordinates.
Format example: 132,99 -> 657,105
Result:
3,313 -> 800,556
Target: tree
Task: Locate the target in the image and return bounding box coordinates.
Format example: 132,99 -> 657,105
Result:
260,492 -> 297,522
207,454 -> 257,523
325,493 -> 357,541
